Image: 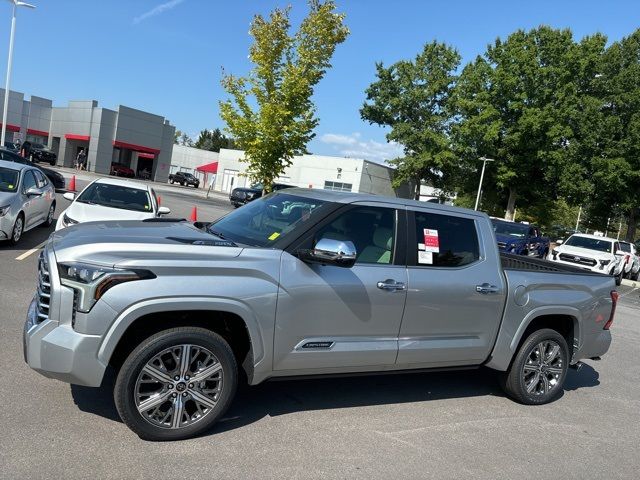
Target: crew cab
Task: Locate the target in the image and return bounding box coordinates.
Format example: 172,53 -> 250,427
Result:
229,182 -> 293,207
169,171 -> 199,188
24,189 -> 615,441
491,218 -> 550,258
549,233 -> 624,285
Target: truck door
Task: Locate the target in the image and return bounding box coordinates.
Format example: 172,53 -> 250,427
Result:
274,203 -> 408,371
396,208 -> 507,367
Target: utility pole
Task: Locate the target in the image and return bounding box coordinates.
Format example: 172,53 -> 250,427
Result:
575,206 -> 582,232
474,157 -> 494,211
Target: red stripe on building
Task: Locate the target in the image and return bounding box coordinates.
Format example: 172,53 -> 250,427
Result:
0,123 -> 21,132
113,140 -> 160,154
27,128 -> 49,137
65,134 -> 90,141
138,152 -> 155,159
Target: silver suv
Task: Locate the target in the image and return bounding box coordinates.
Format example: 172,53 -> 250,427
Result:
24,189 -> 614,440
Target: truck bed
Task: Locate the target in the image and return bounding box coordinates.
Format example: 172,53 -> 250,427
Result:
500,252 -> 604,276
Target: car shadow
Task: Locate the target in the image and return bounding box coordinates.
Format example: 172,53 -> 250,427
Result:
0,222 -> 55,251
69,364 -> 602,435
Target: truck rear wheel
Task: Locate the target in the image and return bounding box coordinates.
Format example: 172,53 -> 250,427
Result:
501,328 -> 569,405
114,327 -> 238,441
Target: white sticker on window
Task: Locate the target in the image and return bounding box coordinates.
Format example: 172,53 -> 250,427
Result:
418,243 -> 425,251
418,251 -> 433,264
423,229 -> 440,253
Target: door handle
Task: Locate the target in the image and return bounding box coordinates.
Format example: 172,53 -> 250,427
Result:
476,283 -> 499,294
377,279 -> 406,291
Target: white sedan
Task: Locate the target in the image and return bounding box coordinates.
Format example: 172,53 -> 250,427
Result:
56,177 -> 170,230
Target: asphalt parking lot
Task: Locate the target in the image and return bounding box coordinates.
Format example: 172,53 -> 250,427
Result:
1,180 -> 639,479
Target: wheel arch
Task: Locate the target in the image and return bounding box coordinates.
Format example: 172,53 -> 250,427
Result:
98,298 -> 265,384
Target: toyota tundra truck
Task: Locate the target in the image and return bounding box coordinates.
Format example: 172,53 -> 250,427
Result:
23,189 -> 615,441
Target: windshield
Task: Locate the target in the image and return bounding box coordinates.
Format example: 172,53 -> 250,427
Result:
564,235 -> 613,253
619,242 -> 631,253
77,182 -> 152,212
0,166 -> 19,192
492,220 -> 529,237
209,193 -> 333,247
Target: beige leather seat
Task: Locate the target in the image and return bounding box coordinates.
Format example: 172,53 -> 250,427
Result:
358,227 -> 393,264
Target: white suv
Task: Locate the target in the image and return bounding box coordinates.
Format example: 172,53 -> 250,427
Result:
550,234 -> 624,285
618,241 -> 640,281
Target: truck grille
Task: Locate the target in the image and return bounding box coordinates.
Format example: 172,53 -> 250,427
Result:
36,252 -> 51,323
497,242 -> 507,249
558,253 -> 597,267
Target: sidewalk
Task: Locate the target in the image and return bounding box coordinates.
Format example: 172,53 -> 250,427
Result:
50,165 -> 230,202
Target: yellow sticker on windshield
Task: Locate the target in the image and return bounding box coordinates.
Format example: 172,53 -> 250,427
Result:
268,232 -> 280,241
144,205 -> 150,210
8,185 -> 13,189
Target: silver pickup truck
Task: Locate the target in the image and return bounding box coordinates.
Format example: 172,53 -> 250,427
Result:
23,189 -> 616,441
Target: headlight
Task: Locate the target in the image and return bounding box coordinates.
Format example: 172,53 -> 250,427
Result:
63,213 -> 78,226
58,262 -> 155,312
0,205 -> 9,217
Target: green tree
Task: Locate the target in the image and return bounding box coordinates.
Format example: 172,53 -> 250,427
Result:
454,27 -> 604,219
220,0 -> 349,192
360,41 -> 461,200
195,128 -> 235,152
174,131 -> 194,146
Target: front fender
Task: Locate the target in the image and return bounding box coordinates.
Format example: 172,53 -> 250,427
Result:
97,296 -> 267,369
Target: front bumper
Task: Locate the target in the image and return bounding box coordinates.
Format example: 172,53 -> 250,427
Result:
23,295 -> 106,387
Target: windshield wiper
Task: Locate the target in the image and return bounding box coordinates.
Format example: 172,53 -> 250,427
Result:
209,230 -> 228,240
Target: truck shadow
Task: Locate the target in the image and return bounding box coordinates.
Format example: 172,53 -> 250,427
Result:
69,364 -> 600,434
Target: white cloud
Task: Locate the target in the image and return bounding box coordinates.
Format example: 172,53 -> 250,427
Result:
133,0 -> 187,25
320,132 -> 403,164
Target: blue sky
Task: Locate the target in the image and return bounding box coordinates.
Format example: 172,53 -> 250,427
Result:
1,0 -> 638,162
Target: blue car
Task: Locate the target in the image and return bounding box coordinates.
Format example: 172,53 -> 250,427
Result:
491,218 -> 550,258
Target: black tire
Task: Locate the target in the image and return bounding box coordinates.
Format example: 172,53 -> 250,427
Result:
632,270 -> 639,281
615,270 -> 623,286
501,328 -> 569,405
114,327 -> 238,441
40,202 -> 55,228
8,213 -> 24,245
49,160 -> 56,166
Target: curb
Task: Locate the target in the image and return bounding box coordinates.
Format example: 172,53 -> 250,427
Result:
621,279 -> 638,288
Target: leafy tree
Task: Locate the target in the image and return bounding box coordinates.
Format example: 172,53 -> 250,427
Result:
220,0 -> 349,192
195,128 -> 235,152
174,131 -> 194,147
454,27 -> 604,220
360,41 -> 461,200
174,130 -> 182,144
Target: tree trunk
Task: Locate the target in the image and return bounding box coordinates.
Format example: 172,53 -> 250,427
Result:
504,187 -> 517,221
625,208 -> 637,242
414,178 -> 421,201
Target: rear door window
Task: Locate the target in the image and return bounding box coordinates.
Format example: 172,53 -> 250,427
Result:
410,210 -> 480,267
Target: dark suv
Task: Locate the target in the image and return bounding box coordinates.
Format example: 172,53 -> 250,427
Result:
29,143 -> 57,166
230,182 -> 294,207
0,148 -> 65,190
169,171 -> 199,187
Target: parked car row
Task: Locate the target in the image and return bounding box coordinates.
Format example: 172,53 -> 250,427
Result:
229,182 -> 294,207
0,148 -> 65,191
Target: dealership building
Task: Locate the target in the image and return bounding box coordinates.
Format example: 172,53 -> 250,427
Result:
1,88 -> 431,199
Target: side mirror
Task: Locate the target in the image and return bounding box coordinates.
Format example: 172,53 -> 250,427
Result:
158,206 -> 171,215
556,239 -> 563,245
26,187 -> 42,197
298,238 -> 357,268
63,192 -> 75,201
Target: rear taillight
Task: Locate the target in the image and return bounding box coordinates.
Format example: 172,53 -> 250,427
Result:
604,290 -> 618,330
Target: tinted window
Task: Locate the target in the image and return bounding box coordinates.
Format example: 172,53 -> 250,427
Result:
413,211 -> 479,267
22,170 -> 37,192
0,166 -> 19,192
619,242 -> 631,253
564,235 -> 612,253
77,182 -> 152,212
491,219 -> 528,237
315,206 -> 396,264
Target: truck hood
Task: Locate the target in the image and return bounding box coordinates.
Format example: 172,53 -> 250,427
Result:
556,244 -> 613,259
50,220 -> 243,267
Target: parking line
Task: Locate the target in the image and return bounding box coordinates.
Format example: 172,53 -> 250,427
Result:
15,241 -> 48,261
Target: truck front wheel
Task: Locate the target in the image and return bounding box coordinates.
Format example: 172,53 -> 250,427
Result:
114,327 -> 238,441
501,328 -> 569,405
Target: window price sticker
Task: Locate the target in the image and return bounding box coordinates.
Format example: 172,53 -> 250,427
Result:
423,229 -> 440,253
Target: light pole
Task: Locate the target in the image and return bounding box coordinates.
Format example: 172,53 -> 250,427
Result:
474,157 -> 494,211
1,0 -> 35,145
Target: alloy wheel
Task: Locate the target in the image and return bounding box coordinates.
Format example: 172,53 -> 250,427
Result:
521,340 -> 564,396
13,217 -> 23,242
134,344 -> 224,430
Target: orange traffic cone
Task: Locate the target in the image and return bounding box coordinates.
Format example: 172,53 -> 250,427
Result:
68,175 -> 77,192
189,206 -> 198,222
